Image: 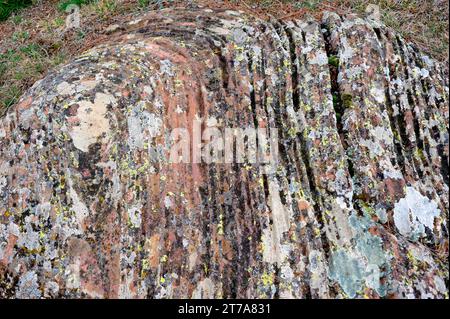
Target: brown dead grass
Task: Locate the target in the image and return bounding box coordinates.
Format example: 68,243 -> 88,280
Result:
0,0 -> 448,114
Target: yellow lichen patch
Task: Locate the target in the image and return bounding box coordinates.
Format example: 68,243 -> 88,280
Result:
261,271 -> 274,287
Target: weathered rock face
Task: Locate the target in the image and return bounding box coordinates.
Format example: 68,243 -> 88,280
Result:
0,8 -> 448,299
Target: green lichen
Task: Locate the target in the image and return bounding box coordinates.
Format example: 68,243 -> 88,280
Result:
329,249 -> 364,298
341,93 -> 353,109
328,55 -> 340,68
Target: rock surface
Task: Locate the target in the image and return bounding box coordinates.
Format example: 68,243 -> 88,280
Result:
0,8 -> 448,299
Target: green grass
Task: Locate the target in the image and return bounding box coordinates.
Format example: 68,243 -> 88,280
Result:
0,42 -> 56,114
328,55 -> 340,68
0,0 -> 33,21
58,0 -> 95,11
93,0 -> 118,18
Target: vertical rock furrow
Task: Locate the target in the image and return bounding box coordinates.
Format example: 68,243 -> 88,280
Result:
394,36 -> 446,210
321,13 -> 448,298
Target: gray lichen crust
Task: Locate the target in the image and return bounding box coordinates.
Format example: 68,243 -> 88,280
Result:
0,8 -> 448,299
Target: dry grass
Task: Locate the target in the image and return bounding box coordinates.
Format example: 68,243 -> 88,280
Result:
223,0 -> 449,61
0,0 -> 448,114
337,0 -> 448,63
0,0 -> 146,114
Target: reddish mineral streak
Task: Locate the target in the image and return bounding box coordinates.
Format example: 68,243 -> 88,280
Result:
0,8 -> 448,299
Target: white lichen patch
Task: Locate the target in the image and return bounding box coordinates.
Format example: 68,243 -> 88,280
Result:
164,196 -> 173,209
17,223 -> 40,251
76,80 -> 98,92
393,187 -> 440,241
66,257 -> 81,290
206,116 -> 218,127
0,176 -> 6,193
68,176 -> 90,229
373,126 -> 393,145
127,109 -> 145,149
56,81 -> 76,96
192,277 -> 215,299
127,102 -> 162,150
16,271 -> 41,299
383,167 -> 403,180
68,92 -> 115,152
160,59 -> 175,76
360,125 -> 394,159
375,207 -> 388,224
128,204 -> 142,228
370,86 -> 386,104
261,180 -> 292,265
325,199 -> 354,246
119,270 -> 135,298
340,37 -> 355,63
44,281 -> 60,298
308,250 -> 329,298
143,85 -> 153,96
310,51 -> 328,66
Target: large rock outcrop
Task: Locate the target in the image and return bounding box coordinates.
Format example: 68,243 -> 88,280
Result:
0,8 -> 448,299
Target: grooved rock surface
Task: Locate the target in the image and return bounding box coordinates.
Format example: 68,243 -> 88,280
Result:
0,8 -> 448,299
